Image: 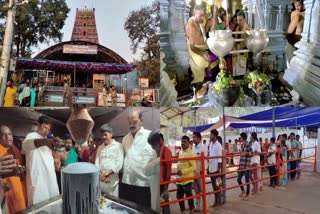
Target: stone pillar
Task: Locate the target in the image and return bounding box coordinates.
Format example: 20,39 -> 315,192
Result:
264,3 -> 272,30
160,0 -> 190,93
160,0 -> 170,33
160,0 -> 180,87
168,0 -> 189,82
284,0 -> 320,106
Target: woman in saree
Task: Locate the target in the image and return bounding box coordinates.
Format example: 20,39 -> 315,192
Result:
279,140 -> 288,186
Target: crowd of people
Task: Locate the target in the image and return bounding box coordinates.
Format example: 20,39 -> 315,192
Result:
186,0 -> 305,97
3,79 -> 45,108
0,109 -> 160,214
186,3 -> 253,95
160,130 -> 304,214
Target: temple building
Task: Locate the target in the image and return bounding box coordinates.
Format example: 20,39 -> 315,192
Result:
160,0 -> 320,106
14,7 -> 137,107
71,8 -> 99,44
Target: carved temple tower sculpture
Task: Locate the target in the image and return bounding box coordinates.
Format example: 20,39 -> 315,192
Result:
71,8 -> 99,44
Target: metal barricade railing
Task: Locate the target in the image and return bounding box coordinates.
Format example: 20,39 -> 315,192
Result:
160,145 -> 318,214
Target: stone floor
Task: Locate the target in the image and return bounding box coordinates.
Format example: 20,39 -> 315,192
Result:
167,164 -> 320,214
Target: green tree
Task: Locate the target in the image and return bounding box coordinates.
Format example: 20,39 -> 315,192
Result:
0,0 -> 70,57
124,0 -> 159,87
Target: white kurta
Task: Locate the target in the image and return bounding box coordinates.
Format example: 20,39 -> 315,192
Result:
122,127 -> 153,187
95,140 -> 124,197
22,132 -> 59,206
145,150 -> 160,213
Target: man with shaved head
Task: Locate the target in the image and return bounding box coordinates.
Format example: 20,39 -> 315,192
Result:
95,124 -> 123,197
120,109 -> 153,208
0,126 -> 26,213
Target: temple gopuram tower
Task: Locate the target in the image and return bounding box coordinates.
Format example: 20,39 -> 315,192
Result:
71,8 -> 99,44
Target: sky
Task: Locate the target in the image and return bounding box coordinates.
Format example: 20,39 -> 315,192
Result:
33,0 -> 154,62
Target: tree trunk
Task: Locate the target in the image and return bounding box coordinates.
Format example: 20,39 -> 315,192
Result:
15,35 -> 20,57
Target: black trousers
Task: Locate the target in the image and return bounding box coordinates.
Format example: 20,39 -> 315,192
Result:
268,165 -> 277,186
176,182 -> 194,211
209,170 -> 222,205
237,170 -> 250,196
160,185 -> 171,214
119,183 -> 151,208
290,160 -> 297,179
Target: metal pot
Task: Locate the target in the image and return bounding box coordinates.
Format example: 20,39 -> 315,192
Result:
245,29 -> 269,53
66,108 -> 94,146
207,30 -> 235,58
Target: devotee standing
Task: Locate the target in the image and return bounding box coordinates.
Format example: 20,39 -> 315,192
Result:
63,134 -> 78,166
250,132 -> 261,195
102,85 -> 109,107
110,85 -> 117,107
95,124 -> 123,197
191,132 -> 207,211
237,132 -> 252,200
30,84 -> 37,108
0,126 -> 26,213
121,110 -> 153,207
160,133 -> 172,214
37,82 -> 44,106
63,80 -> 69,107
145,130 -> 160,213
280,140 -> 288,186
186,5 -> 210,93
81,134 -> 98,163
285,0 -> 305,65
176,136 -> 196,214
232,11 -> 251,76
19,82 -> 30,107
22,116 -> 60,206
267,137 -> 277,187
282,134 -> 292,180
3,79 -> 17,107
289,133 -> 299,180
208,129 -> 222,207
296,134 -> 303,179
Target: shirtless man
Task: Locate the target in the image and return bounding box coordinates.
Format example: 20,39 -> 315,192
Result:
232,11 -> 251,76
288,0 -> 305,35
286,0 -> 305,64
186,5 -> 209,90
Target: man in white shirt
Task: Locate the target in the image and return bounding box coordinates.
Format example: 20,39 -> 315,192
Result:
208,129 -> 222,208
22,116 -> 60,206
95,124 -> 124,197
145,130 -> 160,213
192,131 -> 207,211
120,110 -> 153,208
249,132 -> 261,195
267,137 -> 277,187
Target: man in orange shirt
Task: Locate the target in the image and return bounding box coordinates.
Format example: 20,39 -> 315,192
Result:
0,125 -> 27,213
160,133 -> 172,214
